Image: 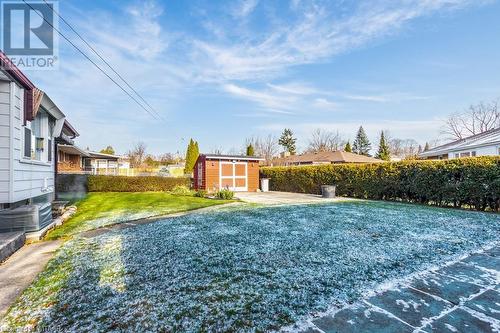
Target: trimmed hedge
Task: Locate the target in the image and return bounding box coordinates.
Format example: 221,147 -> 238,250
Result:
261,157 -> 500,211
88,175 -> 191,192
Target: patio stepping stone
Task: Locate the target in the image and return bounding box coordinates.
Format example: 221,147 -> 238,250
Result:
436,262 -> 498,286
422,308 -> 497,332
312,304 -> 414,333
366,287 -> 453,328
409,272 -> 482,305
460,253 -> 500,271
464,288 -> 500,320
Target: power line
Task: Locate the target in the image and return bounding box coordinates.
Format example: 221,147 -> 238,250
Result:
41,0 -> 164,120
20,0 -> 160,120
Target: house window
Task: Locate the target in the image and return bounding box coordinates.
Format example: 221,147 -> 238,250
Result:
24,127 -> 32,158
31,115 -> 43,161
97,160 -> 108,168
48,139 -> 52,161
459,152 -> 471,158
454,153 -> 459,159
471,151 -> 476,157
23,110 -> 54,163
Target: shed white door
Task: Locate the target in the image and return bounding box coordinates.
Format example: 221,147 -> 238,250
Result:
219,161 -> 247,191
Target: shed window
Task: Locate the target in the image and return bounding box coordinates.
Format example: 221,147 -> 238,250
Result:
197,162 -> 203,187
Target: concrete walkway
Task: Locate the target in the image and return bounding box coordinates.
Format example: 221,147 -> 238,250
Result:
0,240 -> 62,317
236,191 -> 350,205
299,247 -> 500,333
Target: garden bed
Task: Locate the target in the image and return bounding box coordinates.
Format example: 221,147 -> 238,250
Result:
2,201 -> 499,332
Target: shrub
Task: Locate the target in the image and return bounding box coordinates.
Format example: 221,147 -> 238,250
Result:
194,190 -> 208,198
215,189 -> 235,200
260,157 -> 500,211
87,176 -> 191,192
170,185 -> 194,196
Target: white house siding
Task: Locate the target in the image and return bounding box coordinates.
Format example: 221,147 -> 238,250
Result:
447,145 -> 499,159
11,83 -> 54,203
0,80 -> 10,203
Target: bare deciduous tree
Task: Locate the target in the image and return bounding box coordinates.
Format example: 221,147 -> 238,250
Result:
127,142 -> 147,168
443,100 -> 500,140
387,137 -> 420,159
246,135 -> 279,162
307,128 -> 344,152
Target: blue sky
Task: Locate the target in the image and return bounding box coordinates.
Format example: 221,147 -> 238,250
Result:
24,0 -> 500,155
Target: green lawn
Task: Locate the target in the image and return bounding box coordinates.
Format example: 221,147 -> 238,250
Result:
46,192 -> 230,240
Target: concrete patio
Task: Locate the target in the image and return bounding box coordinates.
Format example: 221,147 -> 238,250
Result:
299,247 -> 500,333
236,191 -> 351,205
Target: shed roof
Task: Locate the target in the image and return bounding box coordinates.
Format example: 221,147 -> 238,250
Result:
201,154 -> 264,161
419,127 -> 500,157
272,151 -> 383,165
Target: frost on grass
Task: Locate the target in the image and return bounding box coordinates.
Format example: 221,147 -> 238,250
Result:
2,201 -> 499,332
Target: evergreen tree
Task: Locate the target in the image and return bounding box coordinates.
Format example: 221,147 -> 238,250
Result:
246,144 -> 255,156
193,140 -> 199,161
278,128 -> 297,155
376,131 -> 390,161
184,139 -> 199,174
352,126 -> 372,156
344,141 -> 352,152
424,142 -> 430,152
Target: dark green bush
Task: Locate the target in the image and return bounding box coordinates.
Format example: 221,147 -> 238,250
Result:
88,176 -> 191,192
194,190 -> 208,198
261,157 -> 500,211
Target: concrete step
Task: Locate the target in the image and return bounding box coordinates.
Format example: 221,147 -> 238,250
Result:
0,232 -> 25,263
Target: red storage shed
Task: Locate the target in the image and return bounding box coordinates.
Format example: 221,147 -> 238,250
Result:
194,154 -> 264,192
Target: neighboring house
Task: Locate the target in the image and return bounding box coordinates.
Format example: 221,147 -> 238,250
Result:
56,147 -> 130,175
0,53 -> 78,232
419,128 -> 500,160
83,151 -> 120,175
194,154 -> 263,192
57,144 -> 89,173
271,150 -> 383,166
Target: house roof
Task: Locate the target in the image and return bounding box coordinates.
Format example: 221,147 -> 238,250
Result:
62,120 -> 79,138
58,144 -> 90,157
87,151 -> 121,160
0,51 -> 35,90
419,127 -> 500,157
201,154 -> 264,161
272,151 -> 383,165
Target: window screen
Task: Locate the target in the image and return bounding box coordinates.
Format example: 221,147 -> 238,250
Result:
48,139 -> 52,161
24,127 -> 32,158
